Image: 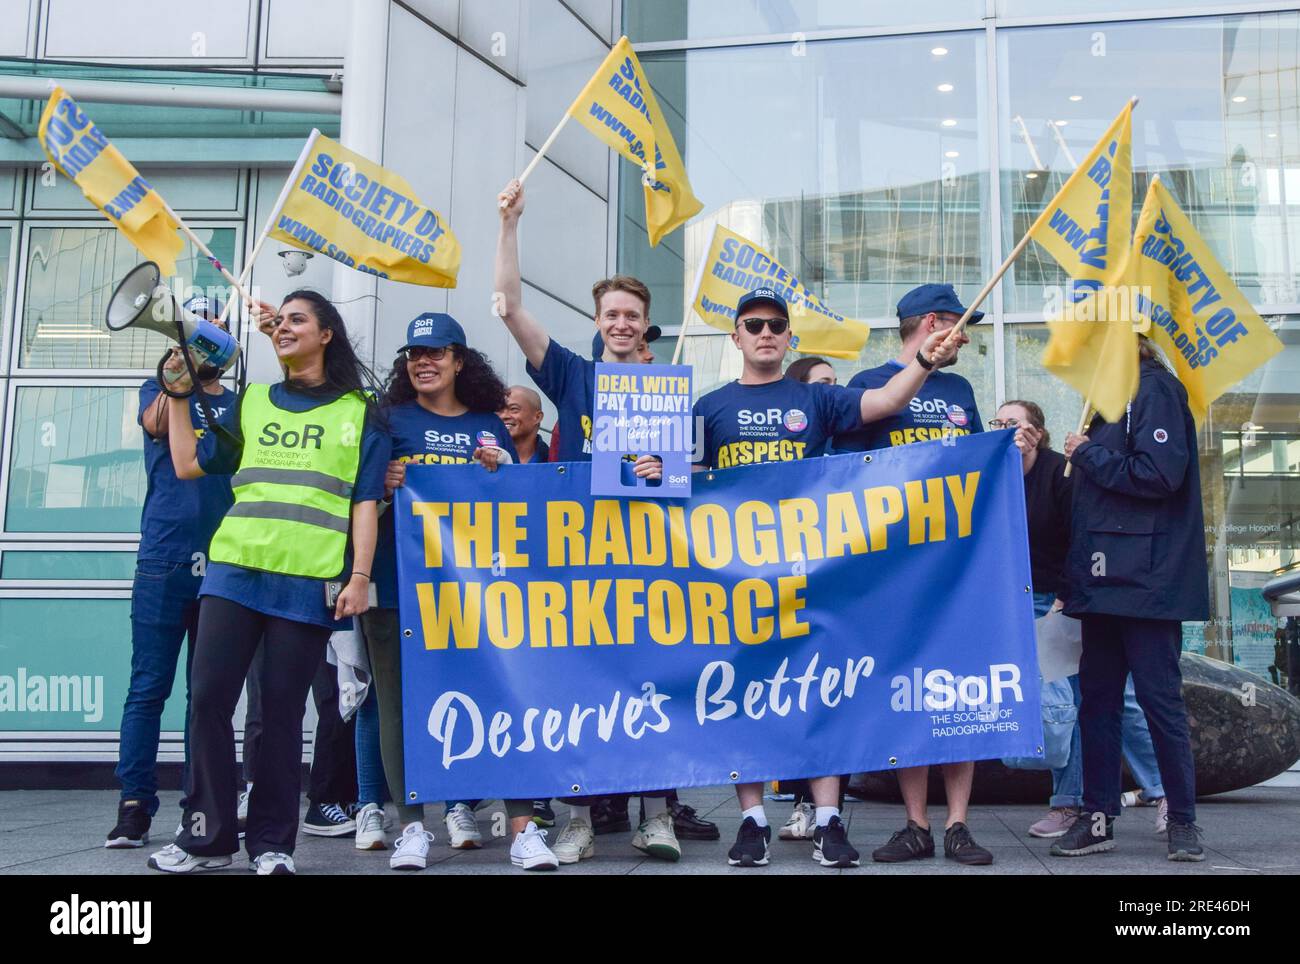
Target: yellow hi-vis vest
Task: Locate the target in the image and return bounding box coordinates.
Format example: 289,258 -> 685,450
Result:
208,383 -> 367,579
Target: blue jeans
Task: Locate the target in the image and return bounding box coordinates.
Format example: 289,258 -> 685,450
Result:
116,558 -> 201,816
1050,674 -> 1166,807
355,690 -> 389,806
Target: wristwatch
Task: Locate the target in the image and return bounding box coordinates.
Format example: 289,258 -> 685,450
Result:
915,349 -> 935,371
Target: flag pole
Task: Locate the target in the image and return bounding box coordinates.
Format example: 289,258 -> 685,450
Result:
1063,397 -> 1093,479
216,130 -> 321,328
500,115 -> 572,208
159,198 -> 257,309
946,95 -> 1140,344
673,226 -> 716,365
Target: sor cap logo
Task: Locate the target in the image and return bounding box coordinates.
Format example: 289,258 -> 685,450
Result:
1153,428 -> 1168,444
754,287 -> 776,299
784,408 -> 808,432
476,430 -> 498,448
946,404 -> 968,428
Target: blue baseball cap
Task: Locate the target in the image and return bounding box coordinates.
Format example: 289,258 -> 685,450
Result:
404,312 -> 466,350
592,325 -> 662,360
896,283 -> 983,323
735,287 -> 789,321
183,293 -> 223,321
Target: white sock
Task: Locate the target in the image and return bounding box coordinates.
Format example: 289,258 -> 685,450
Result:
643,797 -> 668,818
815,806 -> 840,828
742,805 -> 768,828
569,806 -> 591,824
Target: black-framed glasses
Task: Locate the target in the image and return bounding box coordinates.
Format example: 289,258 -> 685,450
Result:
405,345 -> 451,361
988,417 -> 1022,429
740,317 -> 789,336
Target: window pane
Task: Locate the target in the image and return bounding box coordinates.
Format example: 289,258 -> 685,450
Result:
19,226 -> 236,370
1001,13 -> 1300,313
0,549 -> 138,580
5,385 -> 144,533
624,0 -> 983,44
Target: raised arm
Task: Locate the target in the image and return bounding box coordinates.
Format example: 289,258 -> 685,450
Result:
495,179 -> 552,370
857,329 -> 961,423
160,355 -> 205,479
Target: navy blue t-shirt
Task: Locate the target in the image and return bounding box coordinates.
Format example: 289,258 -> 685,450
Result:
832,361 -> 984,452
693,379 -> 865,469
373,401 -> 518,610
526,340 -> 594,462
137,380 -> 237,563
195,382 -> 388,630
520,432 -> 549,464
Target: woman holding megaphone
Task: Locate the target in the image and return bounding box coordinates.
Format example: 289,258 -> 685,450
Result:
147,291 -> 388,876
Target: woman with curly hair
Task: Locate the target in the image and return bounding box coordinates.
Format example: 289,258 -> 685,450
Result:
355,312 -> 558,871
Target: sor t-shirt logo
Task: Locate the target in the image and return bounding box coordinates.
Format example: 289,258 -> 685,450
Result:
946,404 -> 968,428
783,409 -> 808,432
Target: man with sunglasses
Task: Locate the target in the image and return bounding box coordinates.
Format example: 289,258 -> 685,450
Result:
832,282 -> 996,867
692,286 -> 958,868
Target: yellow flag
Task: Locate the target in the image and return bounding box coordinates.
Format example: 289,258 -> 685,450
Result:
268,131 -> 460,287
1036,101 -> 1137,422
692,224 -> 870,361
1131,179 -> 1283,423
38,86 -> 183,276
567,36 -> 702,246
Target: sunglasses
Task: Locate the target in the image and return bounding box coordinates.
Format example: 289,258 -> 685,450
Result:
739,317 -> 789,336
405,345 -> 451,361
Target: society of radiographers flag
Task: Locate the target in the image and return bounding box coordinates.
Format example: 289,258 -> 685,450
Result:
693,224 -> 871,360
1035,100 -> 1137,422
1131,178 -> 1283,423
268,130 -> 461,287
38,86 -> 183,276
568,36 -> 702,246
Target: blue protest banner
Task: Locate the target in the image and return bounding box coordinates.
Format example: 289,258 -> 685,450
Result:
395,429 -> 1042,802
591,362 -> 693,497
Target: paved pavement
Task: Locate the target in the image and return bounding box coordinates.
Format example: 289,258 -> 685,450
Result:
2,781 -> 1296,875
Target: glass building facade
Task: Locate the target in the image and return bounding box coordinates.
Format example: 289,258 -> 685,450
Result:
618,2 -> 1300,678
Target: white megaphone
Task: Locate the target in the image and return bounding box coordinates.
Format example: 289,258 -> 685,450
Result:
106,262 -> 240,384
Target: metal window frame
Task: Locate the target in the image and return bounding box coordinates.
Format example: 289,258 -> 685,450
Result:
0,539 -> 138,588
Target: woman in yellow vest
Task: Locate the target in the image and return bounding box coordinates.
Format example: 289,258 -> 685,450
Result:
147,290 -> 389,876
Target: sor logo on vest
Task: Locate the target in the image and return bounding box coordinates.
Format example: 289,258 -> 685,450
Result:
259,422 -> 325,449
946,404 -> 968,428
783,409 -> 808,432
425,429 -> 472,448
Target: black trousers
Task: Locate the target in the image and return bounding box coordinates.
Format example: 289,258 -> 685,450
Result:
242,645 -> 357,806
180,596 -> 328,858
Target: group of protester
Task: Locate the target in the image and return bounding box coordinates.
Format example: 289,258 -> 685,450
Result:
104,176 -> 1208,874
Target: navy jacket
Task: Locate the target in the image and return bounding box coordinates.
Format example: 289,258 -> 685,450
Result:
1063,358 -> 1209,622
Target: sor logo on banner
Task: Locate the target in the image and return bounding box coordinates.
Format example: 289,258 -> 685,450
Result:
946,405 -> 969,428
783,409 -> 808,432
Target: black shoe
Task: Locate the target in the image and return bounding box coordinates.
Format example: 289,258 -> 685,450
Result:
812,816 -> 860,868
872,820 -> 935,862
301,801 -> 357,837
944,822 -> 993,865
591,796 -> 631,836
532,799 -> 556,828
1049,812 -> 1115,856
1167,821 -> 1205,862
669,800 -> 720,841
727,817 -> 771,867
105,800 -> 151,849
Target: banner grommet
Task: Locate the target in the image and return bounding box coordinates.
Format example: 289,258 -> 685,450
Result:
570,783 -> 581,793
728,771 -> 739,781
408,791 -> 418,800
403,628 -> 413,637
557,466 -> 566,474
863,454 -> 872,463
888,757 -> 898,766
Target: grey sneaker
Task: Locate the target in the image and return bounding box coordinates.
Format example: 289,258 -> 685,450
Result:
1167,821 -> 1204,862
147,843 -> 232,873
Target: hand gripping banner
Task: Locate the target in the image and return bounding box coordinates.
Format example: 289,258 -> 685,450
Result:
395,430 -> 1042,801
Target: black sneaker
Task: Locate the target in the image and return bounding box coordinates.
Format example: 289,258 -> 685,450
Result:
591,796 -> 631,836
669,800 -> 720,841
1167,821 -> 1205,862
727,817 -> 771,867
812,816 -> 860,868
532,799 -> 556,828
302,801 -> 357,837
1050,812 -> 1115,856
105,799 -> 151,849
872,820 -> 935,862
944,822 -> 993,865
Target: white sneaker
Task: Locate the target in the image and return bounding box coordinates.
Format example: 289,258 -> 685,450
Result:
510,823 -> 559,871
779,801 -> 816,840
249,851 -> 295,875
631,810 -> 681,861
237,788 -> 250,839
444,803 -> 483,849
390,822 -> 434,871
355,802 -> 387,851
147,843 -> 232,874
551,817 -> 595,864
1154,797 -> 1169,835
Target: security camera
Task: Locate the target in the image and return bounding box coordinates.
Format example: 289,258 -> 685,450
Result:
279,249 -> 313,277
